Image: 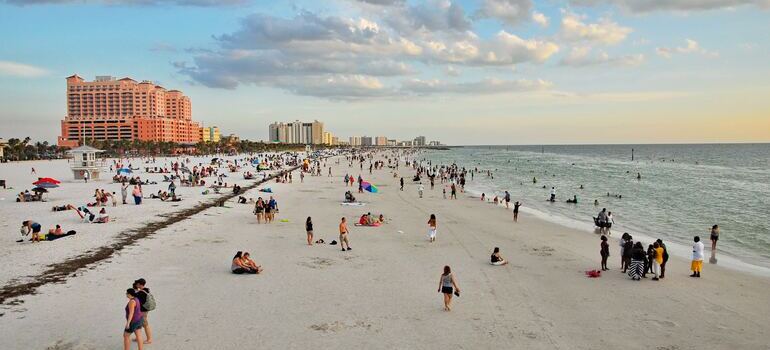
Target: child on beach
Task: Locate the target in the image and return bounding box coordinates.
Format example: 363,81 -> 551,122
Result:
652,242 -> 663,281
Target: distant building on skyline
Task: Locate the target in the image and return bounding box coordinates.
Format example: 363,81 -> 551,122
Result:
58,74 -> 201,147
361,136 -> 373,146
268,120 -> 324,145
413,136 -> 426,147
349,136 -> 362,146
200,126 -> 220,143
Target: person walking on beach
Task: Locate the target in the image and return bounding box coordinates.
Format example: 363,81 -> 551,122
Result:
438,266 -> 460,311
427,214 -> 437,242
254,197 -> 265,224
83,170 -> 90,183
710,225 -> 720,252
418,182 -> 424,198
400,177 -> 404,191
513,201 -> 521,222
133,278 -> 154,345
306,217 -> 314,246
123,289 -> 145,350
691,236 -> 705,278
450,183 -> 457,199
600,235 -> 610,271
339,217 -> 351,251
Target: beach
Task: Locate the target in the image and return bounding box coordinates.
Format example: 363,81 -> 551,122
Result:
1,152 -> 770,349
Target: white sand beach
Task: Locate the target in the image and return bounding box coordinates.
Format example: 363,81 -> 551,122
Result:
1,152 -> 769,350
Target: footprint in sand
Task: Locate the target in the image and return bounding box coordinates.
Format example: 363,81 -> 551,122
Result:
531,246 -> 555,256
298,257 -> 334,269
309,321 -> 373,333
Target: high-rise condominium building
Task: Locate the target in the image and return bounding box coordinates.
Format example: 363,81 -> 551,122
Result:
361,136 -> 373,146
413,136 -> 426,146
349,136 -> 362,146
375,136 -> 388,146
58,75 -> 201,147
268,120 -> 324,145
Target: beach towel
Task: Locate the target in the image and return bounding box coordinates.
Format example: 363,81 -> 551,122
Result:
354,222 -> 381,227
259,188 -> 273,193
585,270 -> 602,278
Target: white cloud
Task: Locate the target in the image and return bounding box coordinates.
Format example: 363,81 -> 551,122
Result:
178,9 -> 559,99
656,39 -> 718,58
475,0 -> 533,26
560,11 -> 632,45
532,11 -> 549,27
401,78 -> 552,95
560,46 -> 644,67
0,61 -> 49,78
569,0 -> 770,13
445,65 -> 461,76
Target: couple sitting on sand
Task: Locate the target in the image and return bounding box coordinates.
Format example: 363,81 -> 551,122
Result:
231,251 -> 263,274
344,191 -> 356,203
357,212 -> 384,226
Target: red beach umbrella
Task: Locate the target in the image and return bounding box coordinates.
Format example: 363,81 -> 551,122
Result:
34,177 -> 61,185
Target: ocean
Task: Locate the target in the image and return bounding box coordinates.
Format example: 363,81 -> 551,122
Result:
422,144 -> 770,271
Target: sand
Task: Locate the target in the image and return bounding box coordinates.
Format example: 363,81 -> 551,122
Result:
1,153 -> 769,350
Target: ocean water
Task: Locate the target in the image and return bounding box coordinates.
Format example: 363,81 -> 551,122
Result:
422,144 -> 770,270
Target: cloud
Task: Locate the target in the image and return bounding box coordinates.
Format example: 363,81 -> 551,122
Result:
445,65 -> 461,76
475,0 -> 533,26
354,0 -> 404,5
656,39 -> 718,58
401,78 -> 552,95
560,46 -> 644,67
532,11 -> 549,27
0,61 -> 49,77
2,0 -> 245,5
149,42 -> 178,53
560,11 -> 632,45
177,8 -> 559,99
569,0 -> 770,13
384,0 -> 472,34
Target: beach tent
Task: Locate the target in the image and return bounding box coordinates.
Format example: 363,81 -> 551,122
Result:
361,181 -> 378,193
117,168 -> 132,174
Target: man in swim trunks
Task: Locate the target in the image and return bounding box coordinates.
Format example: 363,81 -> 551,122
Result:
339,217 -> 351,251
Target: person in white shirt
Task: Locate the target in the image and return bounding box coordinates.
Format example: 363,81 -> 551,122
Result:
549,187 -> 556,202
691,236 -> 705,278
418,183 -> 424,198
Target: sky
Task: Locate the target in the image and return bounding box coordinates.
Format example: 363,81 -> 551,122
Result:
0,0 -> 769,145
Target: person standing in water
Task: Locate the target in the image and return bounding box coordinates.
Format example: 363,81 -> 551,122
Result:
504,191 -> 511,208
710,225 -> 720,252
438,265 -> 460,311
513,201 -> 521,222
427,214 -> 437,242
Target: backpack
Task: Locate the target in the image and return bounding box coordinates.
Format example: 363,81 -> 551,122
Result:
143,291 -> 157,311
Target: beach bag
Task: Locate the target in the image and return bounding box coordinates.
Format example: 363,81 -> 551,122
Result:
143,292 -> 157,311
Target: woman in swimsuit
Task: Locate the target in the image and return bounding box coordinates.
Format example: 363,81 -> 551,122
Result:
438,265 -> 460,311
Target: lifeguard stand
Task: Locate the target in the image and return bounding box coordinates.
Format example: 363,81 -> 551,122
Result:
67,145 -> 106,180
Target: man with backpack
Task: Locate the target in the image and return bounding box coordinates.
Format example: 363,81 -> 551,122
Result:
133,278 -> 155,344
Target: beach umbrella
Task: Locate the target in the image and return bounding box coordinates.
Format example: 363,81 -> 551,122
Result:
361,181 -> 378,193
117,168 -> 133,174
34,177 -> 60,185
31,187 -> 48,193
33,178 -> 60,188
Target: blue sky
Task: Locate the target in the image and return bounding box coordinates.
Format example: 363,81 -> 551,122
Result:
1,0 -> 769,145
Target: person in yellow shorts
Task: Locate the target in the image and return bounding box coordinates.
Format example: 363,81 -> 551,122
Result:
691,236 -> 705,278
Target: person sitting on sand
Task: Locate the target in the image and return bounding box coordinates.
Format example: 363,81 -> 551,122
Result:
91,208 -> 110,223
242,252 -> 263,274
366,212 -> 376,226
493,196 -> 499,204
491,247 -> 509,266
344,191 -> 356,203
481,193 -> 486,201
378,214 -> 385,223
48,224 -> 63,236
231,252 -> 256,274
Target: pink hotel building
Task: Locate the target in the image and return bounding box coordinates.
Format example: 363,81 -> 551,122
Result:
58,74 -> 201,147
